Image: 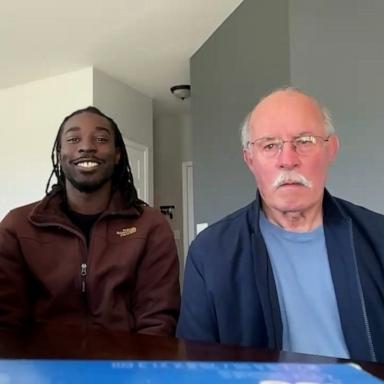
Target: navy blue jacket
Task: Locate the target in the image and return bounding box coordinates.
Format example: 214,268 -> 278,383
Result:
177,191 -> 384,362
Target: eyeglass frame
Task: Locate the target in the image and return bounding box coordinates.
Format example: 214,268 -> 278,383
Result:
246,134 -> 331,158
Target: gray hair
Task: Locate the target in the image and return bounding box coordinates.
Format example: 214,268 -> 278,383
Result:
240,87 -> 335,148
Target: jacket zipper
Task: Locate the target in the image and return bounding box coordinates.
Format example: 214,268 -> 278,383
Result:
348,222 -> 377,362
358,282 -> 377,361
33,222 -> 89,295
80,263 -> 87,293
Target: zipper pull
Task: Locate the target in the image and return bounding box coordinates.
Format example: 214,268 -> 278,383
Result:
80,263 -> 87,293
80,263 -> 87,276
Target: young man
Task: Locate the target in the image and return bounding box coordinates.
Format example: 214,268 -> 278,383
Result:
0,107 -> 180,336
177,88 -> 384,362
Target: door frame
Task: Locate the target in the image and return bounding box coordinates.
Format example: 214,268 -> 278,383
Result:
123,138 -> 149,204
182,161 -> 195,264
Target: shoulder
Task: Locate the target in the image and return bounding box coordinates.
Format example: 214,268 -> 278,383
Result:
198,202 -> 254,238
140,206 -> 169,224
330,195 -> 384,243
135,206 -> 174,236
1,201 -> 40,229
329,196 -> 384,267
333,196 -> 384,223
189,202 -> 255,256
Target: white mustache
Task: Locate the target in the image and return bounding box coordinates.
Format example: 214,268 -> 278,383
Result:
272,171 -> 312,189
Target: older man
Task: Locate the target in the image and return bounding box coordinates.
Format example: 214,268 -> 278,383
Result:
177,88 -> 384,362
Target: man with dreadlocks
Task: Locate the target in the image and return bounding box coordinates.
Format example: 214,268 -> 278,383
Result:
0,106 -> 180,336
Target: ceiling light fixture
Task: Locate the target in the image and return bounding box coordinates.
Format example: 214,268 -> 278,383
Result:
170,84 -> 191,100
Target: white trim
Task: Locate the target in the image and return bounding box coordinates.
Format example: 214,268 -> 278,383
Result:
182,161 -> 194,264
123,138 -> 149,204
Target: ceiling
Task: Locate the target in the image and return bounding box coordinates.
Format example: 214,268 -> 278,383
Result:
1,0 -> 243,116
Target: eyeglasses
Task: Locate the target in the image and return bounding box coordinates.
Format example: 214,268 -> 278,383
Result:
247,134 -> 330,158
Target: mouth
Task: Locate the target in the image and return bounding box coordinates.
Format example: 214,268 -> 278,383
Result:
278,181 -> 305,188
72,158 -> 103,169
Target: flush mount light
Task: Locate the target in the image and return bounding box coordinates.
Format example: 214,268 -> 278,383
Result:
170,84 -> 191,100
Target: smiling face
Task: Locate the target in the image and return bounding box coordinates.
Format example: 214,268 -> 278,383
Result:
243,90 -> 339,216
59,111 -> 121,194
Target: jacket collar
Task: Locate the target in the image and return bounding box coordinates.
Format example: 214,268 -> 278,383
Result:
250,188 -> 350,231
29,188 -> 141,227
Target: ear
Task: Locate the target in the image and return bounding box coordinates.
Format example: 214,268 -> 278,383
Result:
327,134 -> 340,163
243,147 -> 254,171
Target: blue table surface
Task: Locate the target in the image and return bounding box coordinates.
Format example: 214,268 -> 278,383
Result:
0,360 -> 382,383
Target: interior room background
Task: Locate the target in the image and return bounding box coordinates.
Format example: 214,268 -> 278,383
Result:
1,0 -> 383,271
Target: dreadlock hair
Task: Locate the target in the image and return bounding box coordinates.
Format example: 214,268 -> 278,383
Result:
45,106 -> 146,212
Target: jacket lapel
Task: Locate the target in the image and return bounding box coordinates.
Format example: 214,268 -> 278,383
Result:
323,191 -> 373,361
250,196 -> 282,350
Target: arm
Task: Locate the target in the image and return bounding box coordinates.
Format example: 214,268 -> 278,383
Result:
176,239 -> 218,342
0,214 -> 33,330
132,212 -> 180,336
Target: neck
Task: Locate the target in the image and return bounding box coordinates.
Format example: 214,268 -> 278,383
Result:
262,200 -> 323,232
65,181 -> 113,214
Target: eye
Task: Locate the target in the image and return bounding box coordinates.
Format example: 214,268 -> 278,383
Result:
295,136 -> 316,147
96,136 -> 109,143
66,137 -> 80,143
261,141 -> 280,152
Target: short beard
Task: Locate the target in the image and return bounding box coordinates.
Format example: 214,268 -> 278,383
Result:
65,174 -> 112,193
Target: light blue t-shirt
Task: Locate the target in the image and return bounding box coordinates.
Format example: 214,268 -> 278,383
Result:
259,211 -> 349,359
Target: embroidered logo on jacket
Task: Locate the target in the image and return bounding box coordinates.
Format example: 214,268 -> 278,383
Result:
116,227 -> 137,237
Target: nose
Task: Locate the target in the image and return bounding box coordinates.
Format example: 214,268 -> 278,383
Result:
276,141 -> 301,170
79,137 -> 97,153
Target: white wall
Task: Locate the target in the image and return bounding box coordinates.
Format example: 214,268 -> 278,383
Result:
0,67 -> 93,219
92,69 -> 154,205
0,67 -> 155,219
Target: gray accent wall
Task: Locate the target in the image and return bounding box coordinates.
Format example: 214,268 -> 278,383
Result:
191,0 -> 290,225
289,0 -> 384,213
192,0 -> 384,227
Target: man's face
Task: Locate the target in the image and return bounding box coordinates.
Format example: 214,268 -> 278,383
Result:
243,90 -> 339,214
59,111 -> 121,194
